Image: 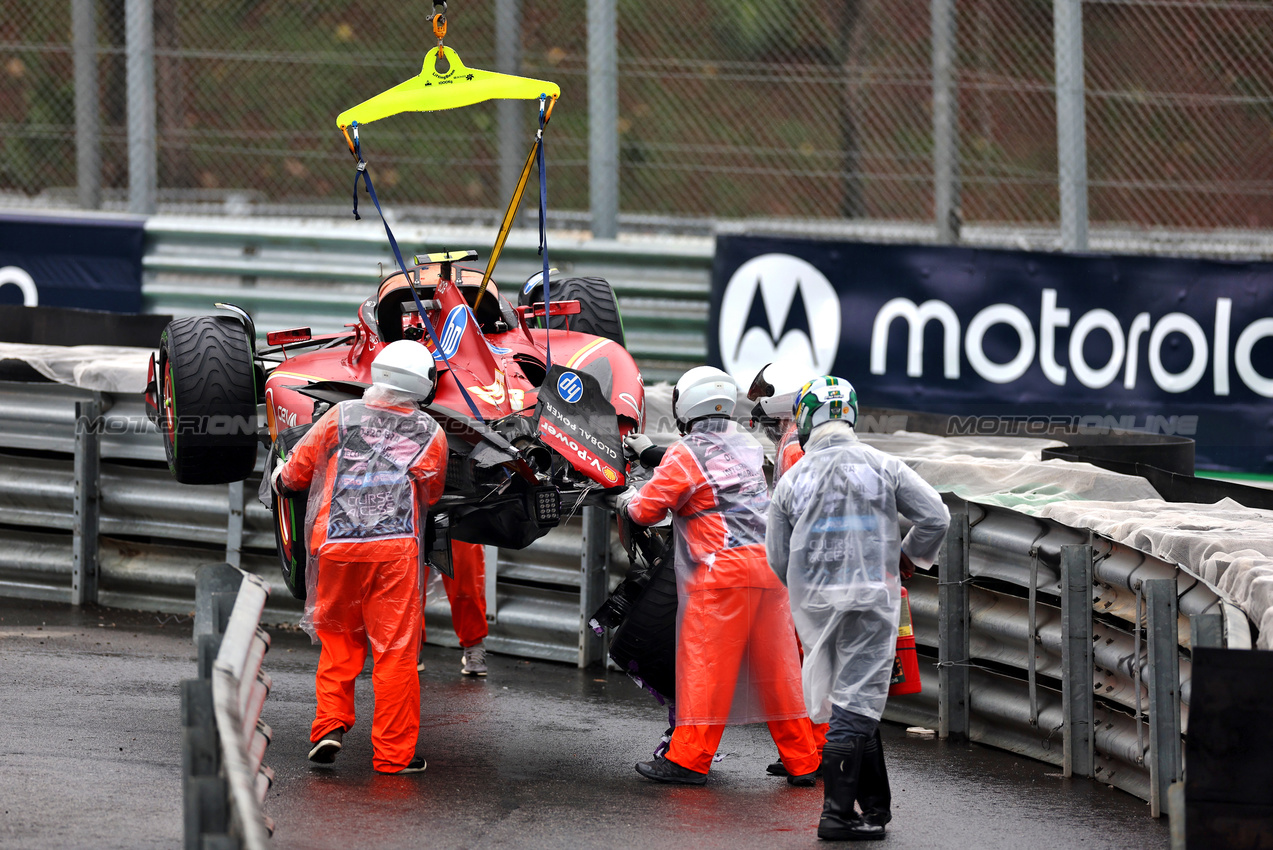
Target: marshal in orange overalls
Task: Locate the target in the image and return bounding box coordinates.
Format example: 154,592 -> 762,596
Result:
626,418 -> 819,777
281,396 -> 447,773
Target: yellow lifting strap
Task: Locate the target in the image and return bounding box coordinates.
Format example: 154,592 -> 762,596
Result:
336,46 -> 560,129
473,95 -> 555,312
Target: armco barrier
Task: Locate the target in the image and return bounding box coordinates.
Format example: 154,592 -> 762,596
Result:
182,563 -> 273,850
885,501 -> 1251,815
0,379 -> 1256,815
0,380 -> 623,665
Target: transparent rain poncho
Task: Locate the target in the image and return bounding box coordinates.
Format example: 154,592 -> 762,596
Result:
768,421 -> 950,723
627,418 -> 807,726
294,387 -> 443,652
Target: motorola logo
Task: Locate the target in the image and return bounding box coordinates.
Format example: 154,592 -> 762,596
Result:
718,254 -> 841,383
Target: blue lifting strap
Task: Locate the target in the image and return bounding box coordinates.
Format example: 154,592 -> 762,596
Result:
349,123 -> 487,425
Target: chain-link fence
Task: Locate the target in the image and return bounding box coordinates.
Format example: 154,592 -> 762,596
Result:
3,0 -> 1272,234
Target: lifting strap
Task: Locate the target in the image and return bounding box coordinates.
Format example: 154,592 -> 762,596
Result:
345,123 -> 487,425
535,95 -> 552,369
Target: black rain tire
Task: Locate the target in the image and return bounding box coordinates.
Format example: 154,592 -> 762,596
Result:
608,539 -> 678,701
523,276 -> 626,348
159,315 -> 258,484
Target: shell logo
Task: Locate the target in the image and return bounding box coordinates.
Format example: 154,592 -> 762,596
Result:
602,467 -> 618,483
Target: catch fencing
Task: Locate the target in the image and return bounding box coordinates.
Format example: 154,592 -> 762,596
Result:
0,375 -> 1254,814
7,1 -> 1273,246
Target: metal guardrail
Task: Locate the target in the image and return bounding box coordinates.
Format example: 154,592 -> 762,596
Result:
885,499 -> 1251,813
142,216 -> 713,384
0,380 -> 624,665
183,563 -> 273,850
0,378 -> 1257,815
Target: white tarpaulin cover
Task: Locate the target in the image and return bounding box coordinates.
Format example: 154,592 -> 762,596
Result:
645,383 -> 1270,648
0,343 -> 153,393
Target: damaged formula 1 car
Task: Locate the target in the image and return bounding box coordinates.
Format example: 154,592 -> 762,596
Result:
143,5 -> 651,600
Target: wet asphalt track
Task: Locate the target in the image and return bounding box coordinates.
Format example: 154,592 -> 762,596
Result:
0,597 -> 1169,849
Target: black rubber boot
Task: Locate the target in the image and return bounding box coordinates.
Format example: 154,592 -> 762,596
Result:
857,729 -> 892,828
818,739 -> 884,841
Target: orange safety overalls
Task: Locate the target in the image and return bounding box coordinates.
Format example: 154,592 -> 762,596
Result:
627,418 -> 819,776
281,398 -> 447,773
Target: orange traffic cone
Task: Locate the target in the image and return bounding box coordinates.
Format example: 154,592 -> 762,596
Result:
889,586 -> 921,696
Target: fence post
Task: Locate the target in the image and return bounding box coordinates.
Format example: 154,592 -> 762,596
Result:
938,511 -> 970,741
1061,544 -> 1094,778
126,0 -> 156,214
496,0 -> 523,208
73,0 -> 101,210
587,0 -> 619,239
1054,0 -> 1088,251
1189,611 -> 1223,650
1145,578 -> 1182,818
931,0 -> 960,244
72,397 -> 102,605
225,481 -> 244,569
484,545 -> 499,624
579,506 -> 610,668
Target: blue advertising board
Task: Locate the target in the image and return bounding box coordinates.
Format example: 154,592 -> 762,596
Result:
0,213 -> 146,312
709,235 -> 1273,472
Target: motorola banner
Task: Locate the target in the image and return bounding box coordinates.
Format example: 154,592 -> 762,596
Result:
0,213 -> 146,312
709,235 -> 1273,472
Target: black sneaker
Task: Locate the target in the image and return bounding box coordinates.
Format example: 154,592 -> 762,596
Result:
768,759 -> 823,779
377,756 -> 427,775
635,756 -> 708,785
307,728 -> 343,764
787,770 -> 818,787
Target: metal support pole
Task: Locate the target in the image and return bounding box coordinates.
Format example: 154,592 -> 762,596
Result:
496,0 -> 523,208
484,545 -> 498,624
1061,544 -> 1094,778
1145,578 -> 1182,818
225,481 -> 244,569
578,506 -> 610,668
587,0 -> 619,239
931,0 -> 960,243
1054,0 -> 1088,251
1189,611 -> 1223,650
72,397 -> 102,605
938,511 -> 970,741
126,0 -> 156,215
73,0 -> 101,210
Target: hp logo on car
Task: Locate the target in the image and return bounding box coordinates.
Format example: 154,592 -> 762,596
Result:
437,306 -> 468,360
557,371 -> 584,403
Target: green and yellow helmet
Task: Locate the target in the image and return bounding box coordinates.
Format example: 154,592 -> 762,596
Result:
793,376 -> 859,446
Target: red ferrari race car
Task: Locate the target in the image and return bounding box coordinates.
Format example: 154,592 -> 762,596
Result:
143,11 -> 656,598
144,257 -> 644,591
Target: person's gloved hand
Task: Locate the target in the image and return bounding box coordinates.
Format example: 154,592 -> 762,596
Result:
607,485 -> 638,517
270,463 -> 287,495
899,550 -> 916,582
623,432 -> 654,459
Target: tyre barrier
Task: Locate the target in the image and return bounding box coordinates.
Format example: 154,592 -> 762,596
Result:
182,563 -> 273,850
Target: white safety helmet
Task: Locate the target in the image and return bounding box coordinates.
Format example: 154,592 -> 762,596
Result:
793,375 -> 859,447
672,366 -> 737,433
370,339 -> 437,401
